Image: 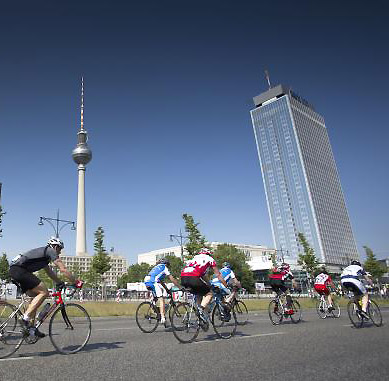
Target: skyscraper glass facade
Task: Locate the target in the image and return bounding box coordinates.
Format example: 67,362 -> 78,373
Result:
250,86 -> 359,266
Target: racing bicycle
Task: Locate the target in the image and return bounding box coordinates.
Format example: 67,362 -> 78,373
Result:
316,293 -> 341,319
0,282 -> 91,359
268,291 -> 302,325
135,287 -> 181,333
347,296 -> 382,328
171,286 -> 237,343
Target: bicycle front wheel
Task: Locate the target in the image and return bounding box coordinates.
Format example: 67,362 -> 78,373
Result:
135,302 -> 159,333
0,302 -> 25,359
330,302 -> 341,318
368,300 -> 382,327
268,300 -> 283,325
316,299 -> 327,319
49,303 -> 91,354
347,300 -> 363,328
171,302 -> 200,344
290,300 -> 302,323
234,300 -> 248,326
211,303 -> 237,339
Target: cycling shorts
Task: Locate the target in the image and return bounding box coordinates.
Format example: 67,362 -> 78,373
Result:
341,278 -> 366,296
314,284 -> 330,295
145,282 -> 166,298
269,278 -> 288,295
211,282 -> 231,296
9,265 -> 41,293
181,276 -> 210,296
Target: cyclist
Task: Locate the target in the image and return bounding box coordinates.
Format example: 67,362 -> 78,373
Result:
314,267 -> 336,312
341,260 -> 373,319
144,258 -> 181,326
181,248 -> 228,326
210,262 -> 241,304
268,262 -> 297,314
9,237 -> 77,337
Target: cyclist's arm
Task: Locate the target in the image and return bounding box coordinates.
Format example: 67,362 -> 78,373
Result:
363,274 -> 373,286
52,258 -> 76,283
213,267 -> 228,288
44,265 -> 63,284
168,274 -> 180,288
231,278 -> 241,289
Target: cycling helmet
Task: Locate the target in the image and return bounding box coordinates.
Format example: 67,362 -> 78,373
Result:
223,262 -> 232,269
351,260 -> 361,266
158,258 -> 170,267
198,248 -> 213,256
47,237 -> 64,249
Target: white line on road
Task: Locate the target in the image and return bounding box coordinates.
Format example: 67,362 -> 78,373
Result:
0,356 -> 34,362
195,331 -> 286,344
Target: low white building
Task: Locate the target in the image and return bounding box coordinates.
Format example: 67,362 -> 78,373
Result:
60,250 -> 128,287
137,242 -> 276,271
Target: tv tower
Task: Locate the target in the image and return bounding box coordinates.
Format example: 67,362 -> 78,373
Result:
72,77 -> 92,256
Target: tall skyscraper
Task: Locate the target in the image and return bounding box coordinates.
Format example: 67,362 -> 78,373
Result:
72,78 -> 92,256
250,84 -> 359,267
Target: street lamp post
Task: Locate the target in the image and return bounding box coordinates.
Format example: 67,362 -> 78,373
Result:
38,209 -> 76,238
169,229 -> 188,261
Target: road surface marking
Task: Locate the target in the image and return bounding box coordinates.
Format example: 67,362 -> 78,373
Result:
0,356 -> 34,362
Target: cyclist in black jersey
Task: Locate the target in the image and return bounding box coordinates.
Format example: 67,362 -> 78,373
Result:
9,237 -> 77,337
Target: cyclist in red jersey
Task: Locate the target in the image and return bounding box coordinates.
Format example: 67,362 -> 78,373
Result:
268,262 -> 297,314
181,248 -> 228,323
314,268 -> 336,312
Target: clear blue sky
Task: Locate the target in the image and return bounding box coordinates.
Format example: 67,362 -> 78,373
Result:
1,1 -> 388,264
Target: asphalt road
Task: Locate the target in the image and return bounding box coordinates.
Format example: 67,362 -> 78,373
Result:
0,307 -> 388,381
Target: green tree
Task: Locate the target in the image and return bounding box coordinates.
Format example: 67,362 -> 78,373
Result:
164,255 -> 184,279
182,213 -> 207,259
91,226 -> 111,276
84,268 -> 101,289
123,263 -> 152,283
70,264 -> 85,280
297,232 -> 319,292
363,246 -> 387,282
213,244 -> 255,293
0,253 -> 10,281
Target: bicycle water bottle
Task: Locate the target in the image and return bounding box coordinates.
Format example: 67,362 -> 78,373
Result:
37,303 -> 51,321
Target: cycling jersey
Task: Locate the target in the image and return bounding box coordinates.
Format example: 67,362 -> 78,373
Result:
10,246 -> 58,273
211,267 -> 236,294
144,264 -> 170,285
314,273 -> 332,285
341,265 -> 366,280
268,268 -> 294,281
181,254 -> 216,277
341,265 -> 367,295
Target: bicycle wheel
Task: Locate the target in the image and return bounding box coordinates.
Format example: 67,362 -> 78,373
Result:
268,300 -> 283,325
290,300 -> 302,323
211,303 -> 237,339
347,300 -> 363,328
316,299 -> 327,319
330,302 -> 341,318
49,303 -> 91,354
171,302 -> 200,343
0,302 -> 25,359
135,302 -> 159,333
234,300 -> 248,326
368,300 -> 382,327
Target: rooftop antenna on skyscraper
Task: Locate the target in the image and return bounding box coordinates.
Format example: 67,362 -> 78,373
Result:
264,69 -> 272,90
80,76 -> 84,131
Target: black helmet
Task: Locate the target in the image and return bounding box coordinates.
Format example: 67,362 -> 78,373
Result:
223,262 -> 232,269
158,258 -> 170,267
351,260 -> 361,266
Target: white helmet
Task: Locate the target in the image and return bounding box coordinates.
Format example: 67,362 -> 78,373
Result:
48,237 -> 64,249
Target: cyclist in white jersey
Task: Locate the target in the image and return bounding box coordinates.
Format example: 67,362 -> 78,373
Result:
341,260 -> 373,319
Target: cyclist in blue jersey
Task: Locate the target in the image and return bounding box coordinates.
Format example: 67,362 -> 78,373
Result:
144,258 -> 181,325
211,262 -> 241,304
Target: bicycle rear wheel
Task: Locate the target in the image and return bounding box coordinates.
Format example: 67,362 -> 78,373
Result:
234,300 -> 248,326
330,302 -> 341,318
49,303 -> 91,354
347,300 -> 363,328
171,302 -> 200,343
0,302 -> 25,359
268,300 -> 283,325
290,300 -> 302,323
316,299 -> 327,319
135,302 -> 159,333
211,303 -> 237,339
368,300 -> 382,327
